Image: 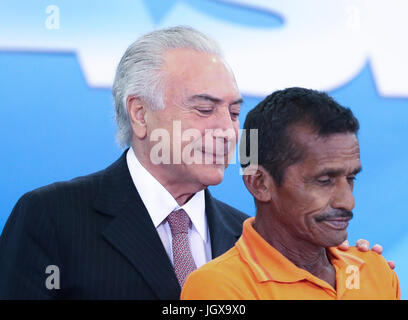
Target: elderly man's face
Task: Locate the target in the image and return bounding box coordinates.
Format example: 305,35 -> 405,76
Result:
271,125 -> 361,247
146,48 -> 242,187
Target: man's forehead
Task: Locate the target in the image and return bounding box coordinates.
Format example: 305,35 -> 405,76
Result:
292,124 -> 358,148
309,133 -> 359,155
290,125 -> 360,165
162,48 -> 241,104
163,48 -> 225,73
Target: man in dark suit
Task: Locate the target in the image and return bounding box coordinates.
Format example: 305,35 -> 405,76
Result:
0,26 -> 389,299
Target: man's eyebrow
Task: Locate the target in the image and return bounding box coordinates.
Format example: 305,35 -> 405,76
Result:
188,94 -> 222,104
315,166 -> 362,177
231,97 -> 244,106
187,94 -> 243,105
352,166 -> 363,175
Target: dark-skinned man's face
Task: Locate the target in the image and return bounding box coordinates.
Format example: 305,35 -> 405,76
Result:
271,125 -> 361,247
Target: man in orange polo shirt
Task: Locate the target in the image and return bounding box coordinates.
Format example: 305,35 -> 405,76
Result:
181,87 -> 400,300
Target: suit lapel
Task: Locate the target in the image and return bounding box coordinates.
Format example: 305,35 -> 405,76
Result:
205,189 -> 241,259
93,151 -> 180,299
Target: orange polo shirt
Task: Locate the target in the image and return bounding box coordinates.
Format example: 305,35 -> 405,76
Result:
181,217 -> 400,300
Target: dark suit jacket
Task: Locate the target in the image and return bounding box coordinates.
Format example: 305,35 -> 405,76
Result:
0,151 -> 248,299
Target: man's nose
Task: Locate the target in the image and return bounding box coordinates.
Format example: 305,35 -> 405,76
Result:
212,107 -> 237,139
331,179 -> 355,212
214,106 -> 235,131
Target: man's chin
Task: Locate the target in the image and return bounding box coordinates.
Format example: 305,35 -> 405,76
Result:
314,220 -> 349,247
197,165 -> 225,186
323,231 -> 348,248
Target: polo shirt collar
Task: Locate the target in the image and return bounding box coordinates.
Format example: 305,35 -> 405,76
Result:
236,217 -> 365,284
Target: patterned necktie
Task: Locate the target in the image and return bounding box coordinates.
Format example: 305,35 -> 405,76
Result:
167,208 -> 197,287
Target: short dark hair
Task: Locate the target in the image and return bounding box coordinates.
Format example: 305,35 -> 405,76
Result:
241,87 -> 360,186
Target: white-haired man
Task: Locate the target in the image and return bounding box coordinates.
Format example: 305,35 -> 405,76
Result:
0,26 -> 390,299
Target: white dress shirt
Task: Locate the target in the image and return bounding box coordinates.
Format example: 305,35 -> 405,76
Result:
126,147 -> 212,268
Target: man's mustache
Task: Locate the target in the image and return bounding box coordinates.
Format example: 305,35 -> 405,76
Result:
315,209 -> 353,222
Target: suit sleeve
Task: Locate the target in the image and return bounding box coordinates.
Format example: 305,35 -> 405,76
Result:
0,192 -> 61,299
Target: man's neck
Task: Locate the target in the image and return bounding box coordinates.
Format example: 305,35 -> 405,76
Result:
253,215 -> 336,288
131,146 -> 203,206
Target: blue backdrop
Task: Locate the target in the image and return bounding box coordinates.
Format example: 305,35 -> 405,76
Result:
1,0 -> 407,298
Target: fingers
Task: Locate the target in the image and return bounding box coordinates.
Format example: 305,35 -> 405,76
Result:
337,239 -> 395,270
337,239 -> 349,251
371,244 -> 383,255
356,239 -> 369,252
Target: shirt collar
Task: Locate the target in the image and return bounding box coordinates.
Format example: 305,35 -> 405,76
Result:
126,148 -> 207,242
236,217 -> 365,284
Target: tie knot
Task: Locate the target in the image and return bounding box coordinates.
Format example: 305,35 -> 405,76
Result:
167,209 -> 191,235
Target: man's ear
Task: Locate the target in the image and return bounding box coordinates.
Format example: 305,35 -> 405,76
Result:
242,165 -> 275,203
126,95 -> 147,139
